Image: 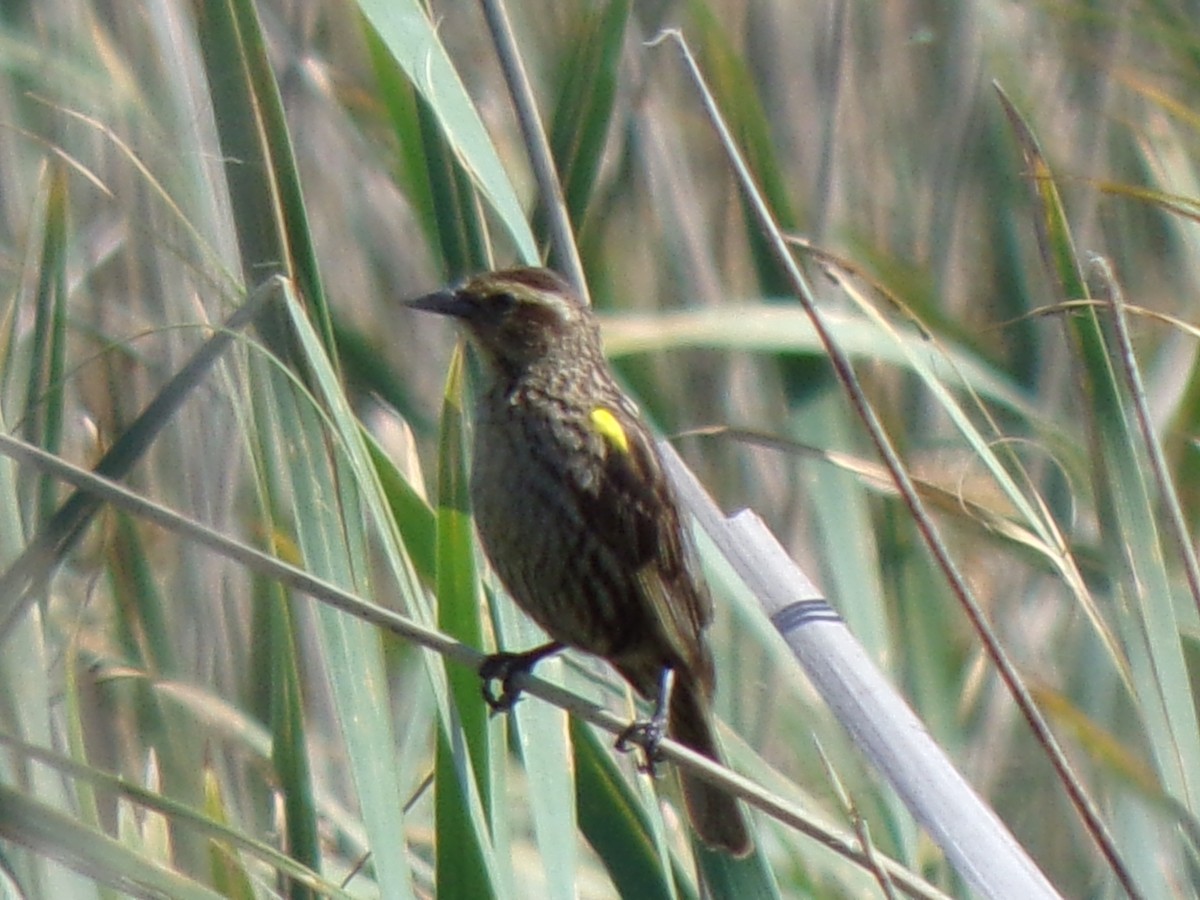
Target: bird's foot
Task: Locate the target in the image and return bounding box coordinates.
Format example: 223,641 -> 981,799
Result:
478,642 -> 563,712
616,718 -> 667,776
479,652 -> 532,711
615,666 -> 674,775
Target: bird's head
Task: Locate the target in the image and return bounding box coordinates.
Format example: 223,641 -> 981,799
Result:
406,267 -> 598,375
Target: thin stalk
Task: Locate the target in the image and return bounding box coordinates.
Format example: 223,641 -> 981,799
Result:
0,429 -> 952,900
1088,255 -> 1200,619
479,0 -> 587,299
651,29 -> 1140,900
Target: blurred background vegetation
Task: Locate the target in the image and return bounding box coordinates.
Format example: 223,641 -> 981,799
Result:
1,0 -> 1199,896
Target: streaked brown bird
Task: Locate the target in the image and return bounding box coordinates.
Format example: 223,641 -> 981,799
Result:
407,266 -> 751,857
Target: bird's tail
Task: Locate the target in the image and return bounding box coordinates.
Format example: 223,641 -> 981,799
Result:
669,679 -> 753,857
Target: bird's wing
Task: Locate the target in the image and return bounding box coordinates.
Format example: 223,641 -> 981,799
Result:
575,399 -> 714,662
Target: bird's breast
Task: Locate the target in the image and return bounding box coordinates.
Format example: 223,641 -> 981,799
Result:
468,391 -> 644,657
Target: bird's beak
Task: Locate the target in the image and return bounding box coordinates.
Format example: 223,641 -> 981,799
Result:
405,288 -> 471,319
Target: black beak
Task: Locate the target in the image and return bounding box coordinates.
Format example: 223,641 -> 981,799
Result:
405,288 -> 471,319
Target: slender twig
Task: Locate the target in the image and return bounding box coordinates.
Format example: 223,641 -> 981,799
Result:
650,30 -> 1140,900
817,739 -> 899,900
1088,255 -> 1200,619
0,430 -> 951,900
479,0 -> 587,300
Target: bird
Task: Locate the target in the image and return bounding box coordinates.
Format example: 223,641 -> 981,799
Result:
406,266 -> 752,857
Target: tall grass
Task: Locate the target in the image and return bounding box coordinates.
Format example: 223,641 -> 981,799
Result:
1,0 -> 1198,896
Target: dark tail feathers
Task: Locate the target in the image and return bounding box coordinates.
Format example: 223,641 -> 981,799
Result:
669,680 -> 753,857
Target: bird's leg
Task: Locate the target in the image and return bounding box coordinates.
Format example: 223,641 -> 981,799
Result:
616,666 -> 675,776
479,641 -> 564,711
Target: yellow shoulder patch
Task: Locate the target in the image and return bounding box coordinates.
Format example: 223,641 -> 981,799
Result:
589,407 -> 630,455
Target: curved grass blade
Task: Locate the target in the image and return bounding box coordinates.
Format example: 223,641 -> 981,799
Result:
572,718 -> 696,900
0,732 -> 351,898
432,347 -> 502,899
364,26 -> 491,278
354,0 -> 537,264
539,0 -> 630,236
998,82 -> 1191,896
0,280 -> 276,643
21,161 -> 70,525
193,0 -> 333,359
0,785 -> 225,900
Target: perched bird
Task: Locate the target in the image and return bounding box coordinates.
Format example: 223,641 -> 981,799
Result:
407,266 -> 752,857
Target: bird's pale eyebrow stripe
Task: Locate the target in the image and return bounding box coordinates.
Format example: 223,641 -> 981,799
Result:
589,407 -> 630,454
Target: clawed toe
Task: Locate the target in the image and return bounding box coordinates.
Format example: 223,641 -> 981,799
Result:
479,652 -> 526,711
478,642 -> 564,713
616,719 -> 667,776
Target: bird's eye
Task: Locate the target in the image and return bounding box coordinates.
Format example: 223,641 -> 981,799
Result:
487,291 -> 520,318
466,290 -> 516,327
